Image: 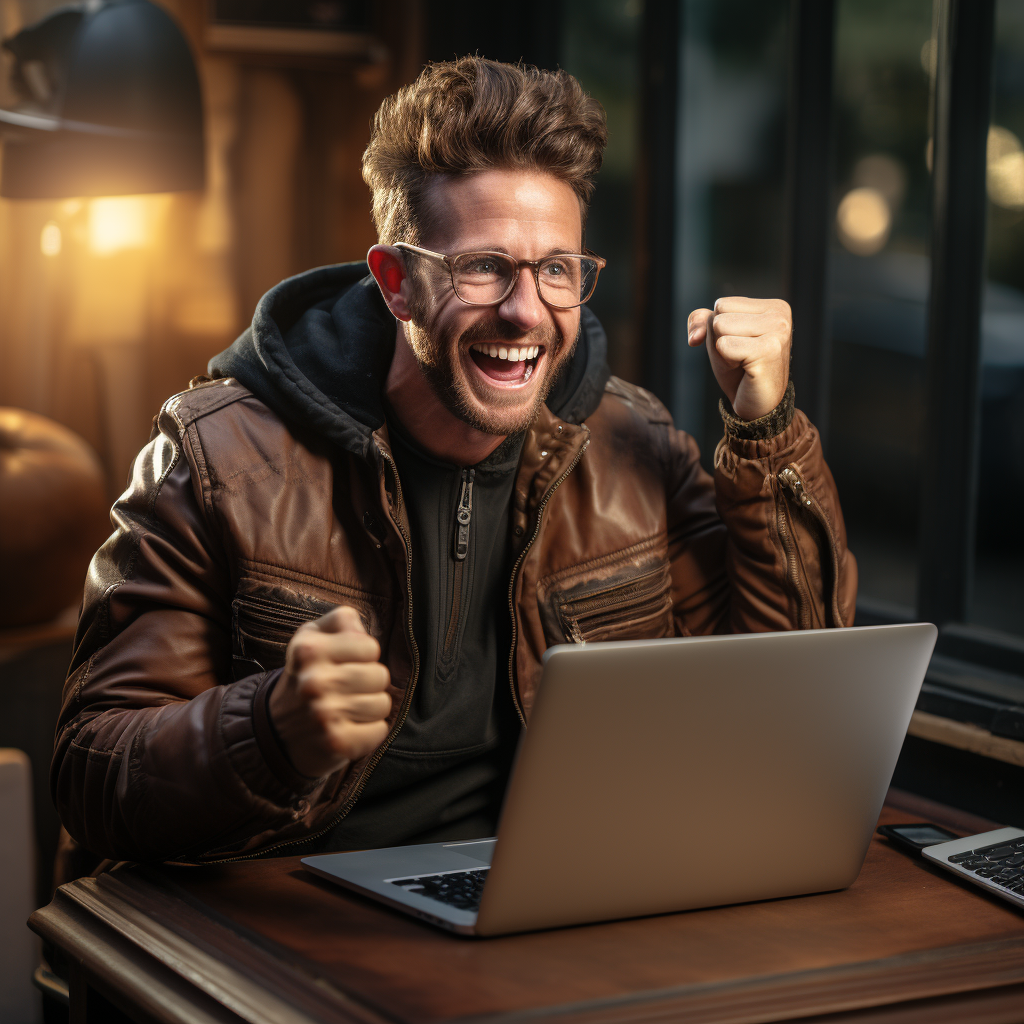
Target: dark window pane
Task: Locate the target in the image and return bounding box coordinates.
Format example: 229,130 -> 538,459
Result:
673,0 -> 789,460
826,0 -> 934,615
562,0 -> 642,382
971,0 -> 1024,637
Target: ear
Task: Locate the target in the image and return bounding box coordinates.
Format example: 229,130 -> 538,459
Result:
367,245 -> 413,322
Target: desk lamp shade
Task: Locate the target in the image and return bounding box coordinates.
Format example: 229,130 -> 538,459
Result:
0,0 -> 204,198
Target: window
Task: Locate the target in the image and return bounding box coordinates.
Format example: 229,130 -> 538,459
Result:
972,0 -> 1024,638
672,0 -> 790,459
827,0 -> 934,618
562,0 -> 643,383
568,0 -> 1024,718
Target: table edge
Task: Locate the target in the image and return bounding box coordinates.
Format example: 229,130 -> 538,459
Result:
30,867 -> 1024,1024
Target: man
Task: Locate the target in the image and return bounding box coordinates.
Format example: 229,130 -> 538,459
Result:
53,58 -> 856,866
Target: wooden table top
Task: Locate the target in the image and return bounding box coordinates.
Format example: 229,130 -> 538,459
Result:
30,790 -> 1024,1024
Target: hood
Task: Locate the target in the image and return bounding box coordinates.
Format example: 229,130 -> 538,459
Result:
209,262 -> 611,461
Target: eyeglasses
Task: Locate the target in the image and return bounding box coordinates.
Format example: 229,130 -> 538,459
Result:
394,242 -> 607,309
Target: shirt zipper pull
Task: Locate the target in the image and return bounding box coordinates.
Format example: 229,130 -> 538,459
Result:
454,468 -> 475,561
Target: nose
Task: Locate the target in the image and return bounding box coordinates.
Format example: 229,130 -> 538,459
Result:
496,266 -> 547,333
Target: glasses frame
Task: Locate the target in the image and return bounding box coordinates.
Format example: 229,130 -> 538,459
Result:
393,242 -> 607,309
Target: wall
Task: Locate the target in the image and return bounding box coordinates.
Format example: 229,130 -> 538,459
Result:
0,0 -> 423,497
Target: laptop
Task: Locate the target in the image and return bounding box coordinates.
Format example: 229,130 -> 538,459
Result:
302,623 -> 937,936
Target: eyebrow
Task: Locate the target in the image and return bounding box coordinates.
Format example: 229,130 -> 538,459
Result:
462,245 -> 582,258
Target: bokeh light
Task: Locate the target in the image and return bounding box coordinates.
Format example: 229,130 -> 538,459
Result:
836,186 -> 892,255
39,221 -> 62,258
851,153 -> 907,210
987,125 -> 1024,210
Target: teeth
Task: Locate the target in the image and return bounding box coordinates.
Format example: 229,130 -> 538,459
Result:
469,343 -> 543,362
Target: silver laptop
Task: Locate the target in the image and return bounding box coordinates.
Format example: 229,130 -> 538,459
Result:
302,623 -> 937,936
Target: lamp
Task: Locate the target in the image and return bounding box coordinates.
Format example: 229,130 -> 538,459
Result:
0,0 -> 204,199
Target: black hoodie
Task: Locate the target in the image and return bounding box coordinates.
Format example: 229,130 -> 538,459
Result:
210,263 -> 610,849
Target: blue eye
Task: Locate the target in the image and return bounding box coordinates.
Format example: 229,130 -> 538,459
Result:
465,259 -> 500,275
540,259 -> 576,282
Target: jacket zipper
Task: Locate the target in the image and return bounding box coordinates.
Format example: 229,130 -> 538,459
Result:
234,597 -> 326,647
237,597 -> 315,627
443,469 -> 475,656
773,471 -> 811,629
506,437 -> 590,726
203,444 -> 421,863
566,619 -> 586,645
777,464 -> 845,628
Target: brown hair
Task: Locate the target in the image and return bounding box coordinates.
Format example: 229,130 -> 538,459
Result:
362,57 -> 608,246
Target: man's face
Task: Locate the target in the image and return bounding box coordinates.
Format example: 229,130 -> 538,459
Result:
402,169 -> 584,436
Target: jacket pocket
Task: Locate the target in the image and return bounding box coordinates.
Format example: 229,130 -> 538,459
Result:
231,573 -> 388,679
550,562 -> 673,644
232,592 -> 332,675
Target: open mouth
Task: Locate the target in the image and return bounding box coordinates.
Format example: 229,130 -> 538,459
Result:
467,343 -> 543,386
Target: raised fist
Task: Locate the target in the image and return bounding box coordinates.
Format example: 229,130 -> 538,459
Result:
687,297 -> 792,421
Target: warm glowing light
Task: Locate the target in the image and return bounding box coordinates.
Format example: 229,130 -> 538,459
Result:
836,187 -> 891,256
851,154 -> 907,209
88,196 -> 152,255
40,221 -> 62,257
987,125 -> 1024,209
988,125 -> 1021,163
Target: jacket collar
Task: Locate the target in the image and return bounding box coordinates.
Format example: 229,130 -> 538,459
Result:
511,404 -> 589,544
209,262 -> 610,462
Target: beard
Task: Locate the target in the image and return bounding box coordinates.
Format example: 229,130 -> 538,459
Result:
404,311 -> 575,436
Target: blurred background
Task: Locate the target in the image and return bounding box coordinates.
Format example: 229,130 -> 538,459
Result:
0,0 -> 1022,960
0,0 -> 1021,640
0,0 -> 422,497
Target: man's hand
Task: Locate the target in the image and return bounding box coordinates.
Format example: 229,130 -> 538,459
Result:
687,297 -> 792,421
268,606 -> 392,779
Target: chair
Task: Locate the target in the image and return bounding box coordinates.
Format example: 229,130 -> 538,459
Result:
0,748 -> 42,1023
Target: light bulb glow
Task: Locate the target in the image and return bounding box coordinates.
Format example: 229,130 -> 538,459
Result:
40,221 -> 62,257
88,196 -> 151,255
836,187 -> 891,256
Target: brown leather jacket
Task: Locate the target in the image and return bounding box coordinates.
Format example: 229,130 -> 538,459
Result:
53,270 -> 856,864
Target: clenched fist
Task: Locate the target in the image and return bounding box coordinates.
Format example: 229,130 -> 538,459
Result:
268,605 -> 392,779
687,296 -> 792,421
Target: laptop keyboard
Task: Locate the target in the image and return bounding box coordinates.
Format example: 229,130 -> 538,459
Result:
388,867 -> 490,912
947,836 -> 1024,892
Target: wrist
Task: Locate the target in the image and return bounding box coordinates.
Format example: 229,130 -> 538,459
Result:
719,380 -> 795,441
252,670 -> 325,793
265,672 -> 339,782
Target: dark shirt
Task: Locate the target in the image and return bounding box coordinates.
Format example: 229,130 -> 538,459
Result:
311,423 -> 525,852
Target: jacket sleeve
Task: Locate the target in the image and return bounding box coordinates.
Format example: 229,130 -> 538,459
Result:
51,409 -> 319,863
667,395 -> 857,636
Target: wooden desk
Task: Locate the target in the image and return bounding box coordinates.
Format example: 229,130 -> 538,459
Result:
30,791 -> 1024,1024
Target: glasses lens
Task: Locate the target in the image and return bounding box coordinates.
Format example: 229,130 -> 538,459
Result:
537,256 -> 598,308
451,253 -> 517,304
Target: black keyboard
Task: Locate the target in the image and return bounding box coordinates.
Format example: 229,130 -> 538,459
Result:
388,867 -> 490,912
945,836 -> 1024,893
